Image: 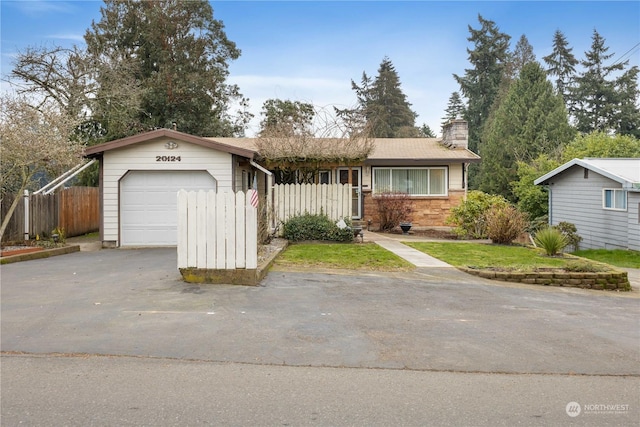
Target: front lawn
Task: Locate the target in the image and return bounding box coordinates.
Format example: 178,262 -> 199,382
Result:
404,241 -> 612,272
272,242 -> 413,271
572,249 -> 640,269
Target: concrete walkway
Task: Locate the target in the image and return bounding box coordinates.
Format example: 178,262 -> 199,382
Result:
364,231 -> 454,268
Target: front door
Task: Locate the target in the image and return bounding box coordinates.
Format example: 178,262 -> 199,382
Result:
338,168 -> 361,219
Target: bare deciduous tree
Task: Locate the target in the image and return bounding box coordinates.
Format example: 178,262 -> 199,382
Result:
256,106 -> 375,183
0,95 -> 84,240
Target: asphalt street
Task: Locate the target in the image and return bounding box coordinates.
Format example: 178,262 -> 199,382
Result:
1,248 -> 639,426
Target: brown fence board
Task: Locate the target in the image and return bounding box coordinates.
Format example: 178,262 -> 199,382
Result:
1,193 -> 26,243
1,187 -> 99,243
59,187 -> 100,237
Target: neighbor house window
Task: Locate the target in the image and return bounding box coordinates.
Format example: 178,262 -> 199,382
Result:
603,189 -> 627,210
373,167 -> 447,196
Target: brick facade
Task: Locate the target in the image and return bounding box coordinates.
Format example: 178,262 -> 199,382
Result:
362,189 -> 465,230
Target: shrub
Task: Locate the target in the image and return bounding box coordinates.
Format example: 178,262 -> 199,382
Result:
374,191 -> 414,232
446,190 -> 509,239
534,227 -> 568,256
564,260 -> 609,273
485,205 -> 529,244
282,213 -> 353,242
554,221 -> 582,252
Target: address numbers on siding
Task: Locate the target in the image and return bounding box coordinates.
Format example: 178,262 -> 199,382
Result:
156,155 -> 181,162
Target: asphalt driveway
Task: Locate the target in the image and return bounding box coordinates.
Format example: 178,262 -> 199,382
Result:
1,248 -> 639,376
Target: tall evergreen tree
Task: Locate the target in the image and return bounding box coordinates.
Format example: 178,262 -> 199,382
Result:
478,62 -> 574,201
441,91 -> 466,127
571,30 -> 639,135
418,124 -> 436,138
510,34 -> 536,79
453,15 -> 511,154
84,0 -> 247,138
543,30 -> 578,108
614,65 -> 640,137
340,57 -> 417,137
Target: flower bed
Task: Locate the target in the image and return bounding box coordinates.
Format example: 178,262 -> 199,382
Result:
0,246 -> 44,257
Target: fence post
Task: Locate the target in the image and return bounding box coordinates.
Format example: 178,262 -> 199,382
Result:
23,190 -> 29,241
177,190 -> 188,269
245,191 -> 258,269
235,191 -> 246,269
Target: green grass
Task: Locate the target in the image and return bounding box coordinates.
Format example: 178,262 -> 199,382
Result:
404,241 -> 612,271
273,242 -> 413,271
572,249 -> 640,269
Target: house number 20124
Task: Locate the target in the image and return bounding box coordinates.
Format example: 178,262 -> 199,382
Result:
156,155 -> 181,162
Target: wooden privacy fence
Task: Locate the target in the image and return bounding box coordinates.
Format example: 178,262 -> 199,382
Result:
273,183 -> 351,228
1,187 -> 99,243
177,190 -> 257,270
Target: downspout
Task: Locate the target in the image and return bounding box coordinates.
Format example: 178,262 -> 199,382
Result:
250,160 -> 274,232
463,163 -> 468,198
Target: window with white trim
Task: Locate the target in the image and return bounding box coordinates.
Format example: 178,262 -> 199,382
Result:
373,167 -> 447,196
603,189 -> 627,210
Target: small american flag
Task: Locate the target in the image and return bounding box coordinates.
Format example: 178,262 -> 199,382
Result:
249,175 -> 259,208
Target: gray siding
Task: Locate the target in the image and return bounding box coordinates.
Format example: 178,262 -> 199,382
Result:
628,192 -> 640,251
548,166 -> 630,250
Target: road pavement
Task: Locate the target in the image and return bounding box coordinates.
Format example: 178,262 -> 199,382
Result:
1,247 -> 639,426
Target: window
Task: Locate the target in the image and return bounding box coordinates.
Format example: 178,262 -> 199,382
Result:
318,171 -> 331,184
603,189 -> 627,210
373,167 -> 447,196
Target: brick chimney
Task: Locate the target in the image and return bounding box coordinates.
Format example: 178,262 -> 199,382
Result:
441,119 -> 468,150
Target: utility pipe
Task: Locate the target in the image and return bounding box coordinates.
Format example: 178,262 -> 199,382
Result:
43,159 -> 96,195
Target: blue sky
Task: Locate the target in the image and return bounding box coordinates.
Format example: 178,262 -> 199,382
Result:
2,1 -> 639,136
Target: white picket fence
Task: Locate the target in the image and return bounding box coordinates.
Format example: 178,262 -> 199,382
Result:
273,183 -> 351,226
177,190 -> 257,270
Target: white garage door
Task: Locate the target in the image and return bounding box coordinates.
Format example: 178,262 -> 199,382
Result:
120,170 -> 217,246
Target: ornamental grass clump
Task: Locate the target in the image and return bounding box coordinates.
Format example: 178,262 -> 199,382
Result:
534,227 -> 568,256
484,204 -> 528,244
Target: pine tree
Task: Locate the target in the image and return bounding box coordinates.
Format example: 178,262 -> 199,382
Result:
84,0 -> 246,138
453,15 -> 511,154
441,92 -> 466,127
340,57 -> 417,137
571,30 -> 639,135
543,30 -> 578,108
614,66 -> 640,137
419,124 -> 436,138
510,35 -> 536,79
478,62 -> 574,201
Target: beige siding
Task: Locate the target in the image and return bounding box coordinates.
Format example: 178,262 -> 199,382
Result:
102,138 -> 233,244
449,164 -> 464,189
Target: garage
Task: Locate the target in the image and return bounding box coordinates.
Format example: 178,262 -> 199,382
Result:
83,129 -> 257,248
120,170 -> 217,246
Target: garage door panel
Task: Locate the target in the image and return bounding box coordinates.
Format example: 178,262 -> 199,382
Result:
120,171 -> 216,246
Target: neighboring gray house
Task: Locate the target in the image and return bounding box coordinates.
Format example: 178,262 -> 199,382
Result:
535,158 -> 640,251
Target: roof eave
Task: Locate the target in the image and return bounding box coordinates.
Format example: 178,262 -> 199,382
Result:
534,158 -> 634,186
365,157 -> 481,166
83,129 -> 256,159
